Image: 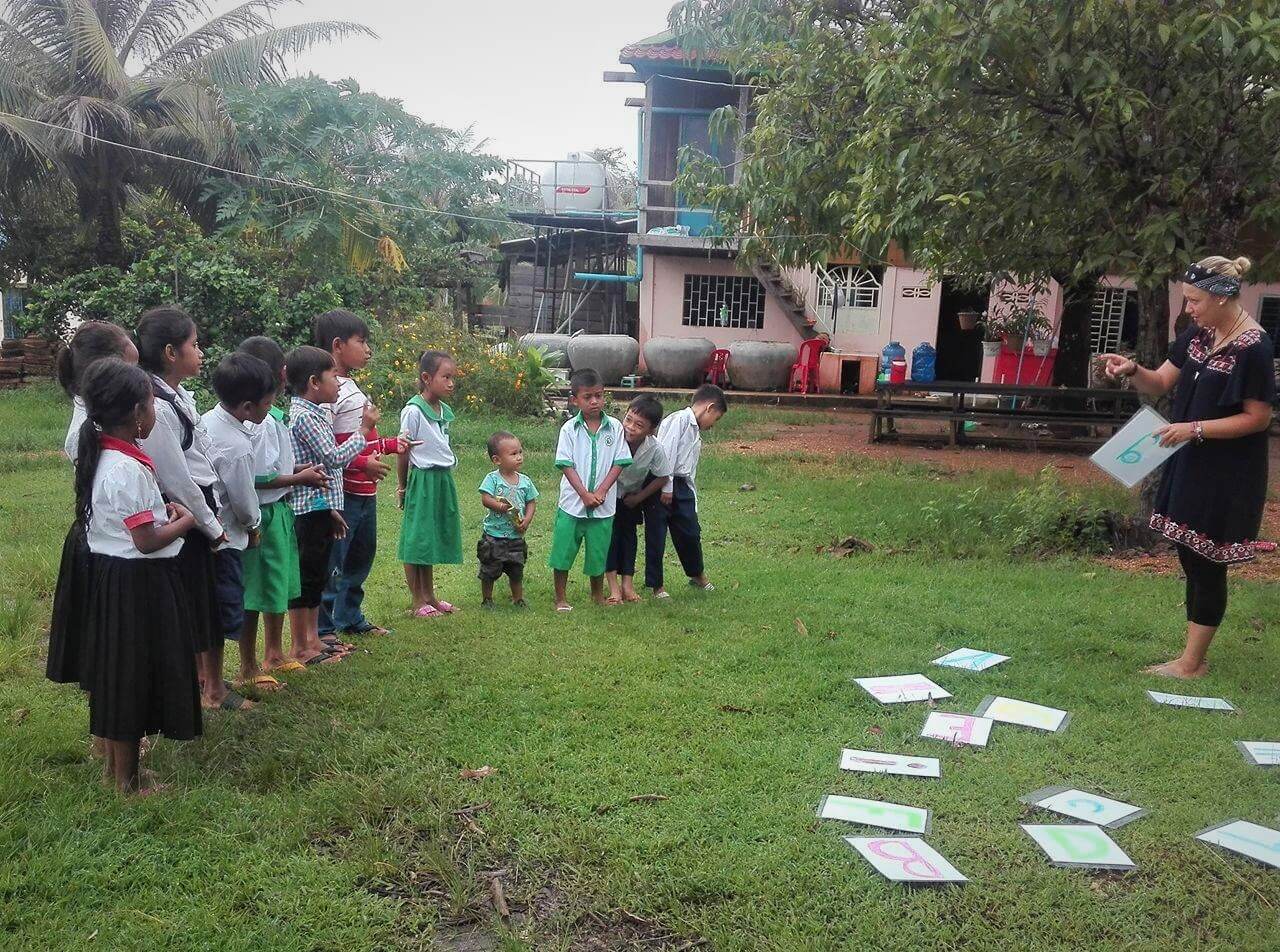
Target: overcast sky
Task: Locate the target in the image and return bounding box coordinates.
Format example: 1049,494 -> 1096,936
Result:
255,0 -> 679,164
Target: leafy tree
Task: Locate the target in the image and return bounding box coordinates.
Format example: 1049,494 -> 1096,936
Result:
0,0 -> 369,266
673,0 -> 1280,369
204,76 -> 506,273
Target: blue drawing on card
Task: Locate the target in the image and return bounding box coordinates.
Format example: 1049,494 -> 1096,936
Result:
1117,432 -> 1158,465
1219,826 -> 1280,856
1066,797 -> 1105,815
949,650 -> 996,669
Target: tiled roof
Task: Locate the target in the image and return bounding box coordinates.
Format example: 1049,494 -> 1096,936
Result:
619,27 -> 725,65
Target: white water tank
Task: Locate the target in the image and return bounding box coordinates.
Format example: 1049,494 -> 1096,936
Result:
539,152 -> 607,213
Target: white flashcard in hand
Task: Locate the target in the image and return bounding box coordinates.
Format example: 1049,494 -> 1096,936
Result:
1090,405 -> 1184,488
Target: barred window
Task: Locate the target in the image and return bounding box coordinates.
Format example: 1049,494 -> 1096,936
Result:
1259,295 -> 1280,340
682,274 -> 766,329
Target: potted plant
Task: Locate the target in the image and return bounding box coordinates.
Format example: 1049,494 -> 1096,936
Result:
957,310 -> 981,331
985,299 -> 1051,353
980,312 -> 1002,357
1031,328 -> 1054,357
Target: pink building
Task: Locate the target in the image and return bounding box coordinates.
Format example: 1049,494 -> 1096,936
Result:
609,29 -> 1280,387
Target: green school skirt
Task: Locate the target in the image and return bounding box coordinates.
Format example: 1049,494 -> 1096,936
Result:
241,500 -> 301,614
398,466 -> 462,566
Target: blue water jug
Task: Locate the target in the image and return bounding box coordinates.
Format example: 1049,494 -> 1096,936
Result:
880,341 -> 906,377
911,342 -> 937,383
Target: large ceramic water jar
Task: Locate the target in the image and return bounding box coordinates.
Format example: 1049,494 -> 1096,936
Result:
642,336 -> 715,387
565,334 -> 640,385
517,333 -> 573,368
726,340 -> 796,391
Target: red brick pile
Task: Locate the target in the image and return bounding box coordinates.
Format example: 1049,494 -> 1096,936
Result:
0,336 -> 56,390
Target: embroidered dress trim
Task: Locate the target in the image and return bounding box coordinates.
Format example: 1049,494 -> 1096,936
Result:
1149,512 -> 1256,564
1186,327 -> 1263,374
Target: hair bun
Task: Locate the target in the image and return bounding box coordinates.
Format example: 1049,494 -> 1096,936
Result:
1232,255 -> 1252,277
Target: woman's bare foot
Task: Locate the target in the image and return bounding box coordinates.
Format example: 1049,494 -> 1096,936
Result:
1143,659 -> 1209,679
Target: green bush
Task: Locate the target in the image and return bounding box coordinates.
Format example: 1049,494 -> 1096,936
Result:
360,312 -> 557,419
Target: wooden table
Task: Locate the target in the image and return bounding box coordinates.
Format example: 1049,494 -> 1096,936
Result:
872,381 -> 1141,449
818,351 -> 879,395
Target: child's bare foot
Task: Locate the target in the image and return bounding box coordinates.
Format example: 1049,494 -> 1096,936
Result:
604,595 -> 622,606
1144,659 -> 1208,679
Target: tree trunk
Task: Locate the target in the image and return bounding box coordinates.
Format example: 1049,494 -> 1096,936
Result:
93,194 -> 126,269
1134,284 -> 1171,370
1052,272 -> 1100,387
1133,282 -> 1173,537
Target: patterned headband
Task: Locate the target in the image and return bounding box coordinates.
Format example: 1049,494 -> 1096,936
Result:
1182,263 -> 1241,297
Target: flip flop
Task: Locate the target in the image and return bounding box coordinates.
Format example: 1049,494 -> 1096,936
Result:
320,635 -> 355,651
435,601 -> 459,613
268,660 -> 306,674
304,652 -> 342,666
414,604 -> 441,618
555,604 -> 573,612
689,580 -> 716,592
215,690 -> 252,711
347,623 -> 394,636
653,591 -> 671,599
235,674 -> 283,692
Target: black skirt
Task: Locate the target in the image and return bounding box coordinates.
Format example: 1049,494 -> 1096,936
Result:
176,525 -> 222,653
85,555 -> 202,743
46,520 -> 93,688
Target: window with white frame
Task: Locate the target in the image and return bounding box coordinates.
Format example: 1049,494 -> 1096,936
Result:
682,274 -> 766,329
1091,287 -> 1130,354
817,266 -> 882,310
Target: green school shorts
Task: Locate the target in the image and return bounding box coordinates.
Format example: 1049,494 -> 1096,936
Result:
547,508 -> 613,577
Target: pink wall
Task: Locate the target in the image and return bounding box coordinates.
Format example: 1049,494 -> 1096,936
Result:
879,267 -> 941,356
638,254 -> 804,365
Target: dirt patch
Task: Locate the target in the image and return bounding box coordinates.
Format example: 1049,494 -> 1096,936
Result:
726,413 -> 1117,484
321,803 -> 703,951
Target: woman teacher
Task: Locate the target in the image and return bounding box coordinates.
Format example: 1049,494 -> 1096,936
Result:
1101,255 -> 1275,679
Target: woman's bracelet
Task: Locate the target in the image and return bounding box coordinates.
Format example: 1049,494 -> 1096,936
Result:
1193,421 -> 1205,443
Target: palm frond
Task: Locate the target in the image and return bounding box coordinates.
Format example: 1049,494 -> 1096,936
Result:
151,21 -> 374,87
142,1 -> 304,69
118,0 -> 214,64
95,0 -> 149,47
63,0 -> 132,94
33,94 -> 139,154
0,111 -> 54,165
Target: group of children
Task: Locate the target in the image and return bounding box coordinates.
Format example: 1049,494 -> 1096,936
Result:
46,308 -> 727,794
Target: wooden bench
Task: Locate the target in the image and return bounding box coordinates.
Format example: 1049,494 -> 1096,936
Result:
872,382 -> 1142,450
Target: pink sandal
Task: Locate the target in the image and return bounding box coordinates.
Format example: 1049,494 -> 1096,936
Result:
435,601 -> 458,613
414,605 -> 441,618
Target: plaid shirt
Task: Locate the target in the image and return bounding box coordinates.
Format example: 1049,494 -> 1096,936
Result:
289,396 -> 367,514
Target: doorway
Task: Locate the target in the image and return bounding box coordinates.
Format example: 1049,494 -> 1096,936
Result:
935,280 -> 988,381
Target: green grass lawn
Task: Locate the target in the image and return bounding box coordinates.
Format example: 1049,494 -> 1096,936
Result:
0,382 -> 1276,951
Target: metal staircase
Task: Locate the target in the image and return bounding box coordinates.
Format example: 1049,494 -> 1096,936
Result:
750,260 -> 830,338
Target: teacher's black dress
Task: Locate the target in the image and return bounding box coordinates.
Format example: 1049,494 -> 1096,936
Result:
1150,325 -> 1276,563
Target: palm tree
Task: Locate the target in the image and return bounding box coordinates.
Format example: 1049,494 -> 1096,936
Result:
0,1 -> 371,266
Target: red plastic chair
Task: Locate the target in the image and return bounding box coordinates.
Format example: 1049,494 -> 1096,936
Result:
788,336 -> 830,394
705,348 -> 731,387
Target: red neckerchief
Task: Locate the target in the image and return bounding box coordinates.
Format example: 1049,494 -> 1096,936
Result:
99,434 -> 156,472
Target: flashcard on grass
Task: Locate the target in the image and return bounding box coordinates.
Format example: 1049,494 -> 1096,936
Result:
975,696 -> 1070,733
817,795 -> 930,834
839,749 -> 941,778
921,711 -> 993,747
1146,690 -> 1236,712
933,648 -> 1009,672
1236,741 -> 1280,767
1021,824 -> 1136,870
853,674 -> 952,704
1195,820 -> 1280,869
1020,786 -> 1147,828
844,836 -> 967,884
